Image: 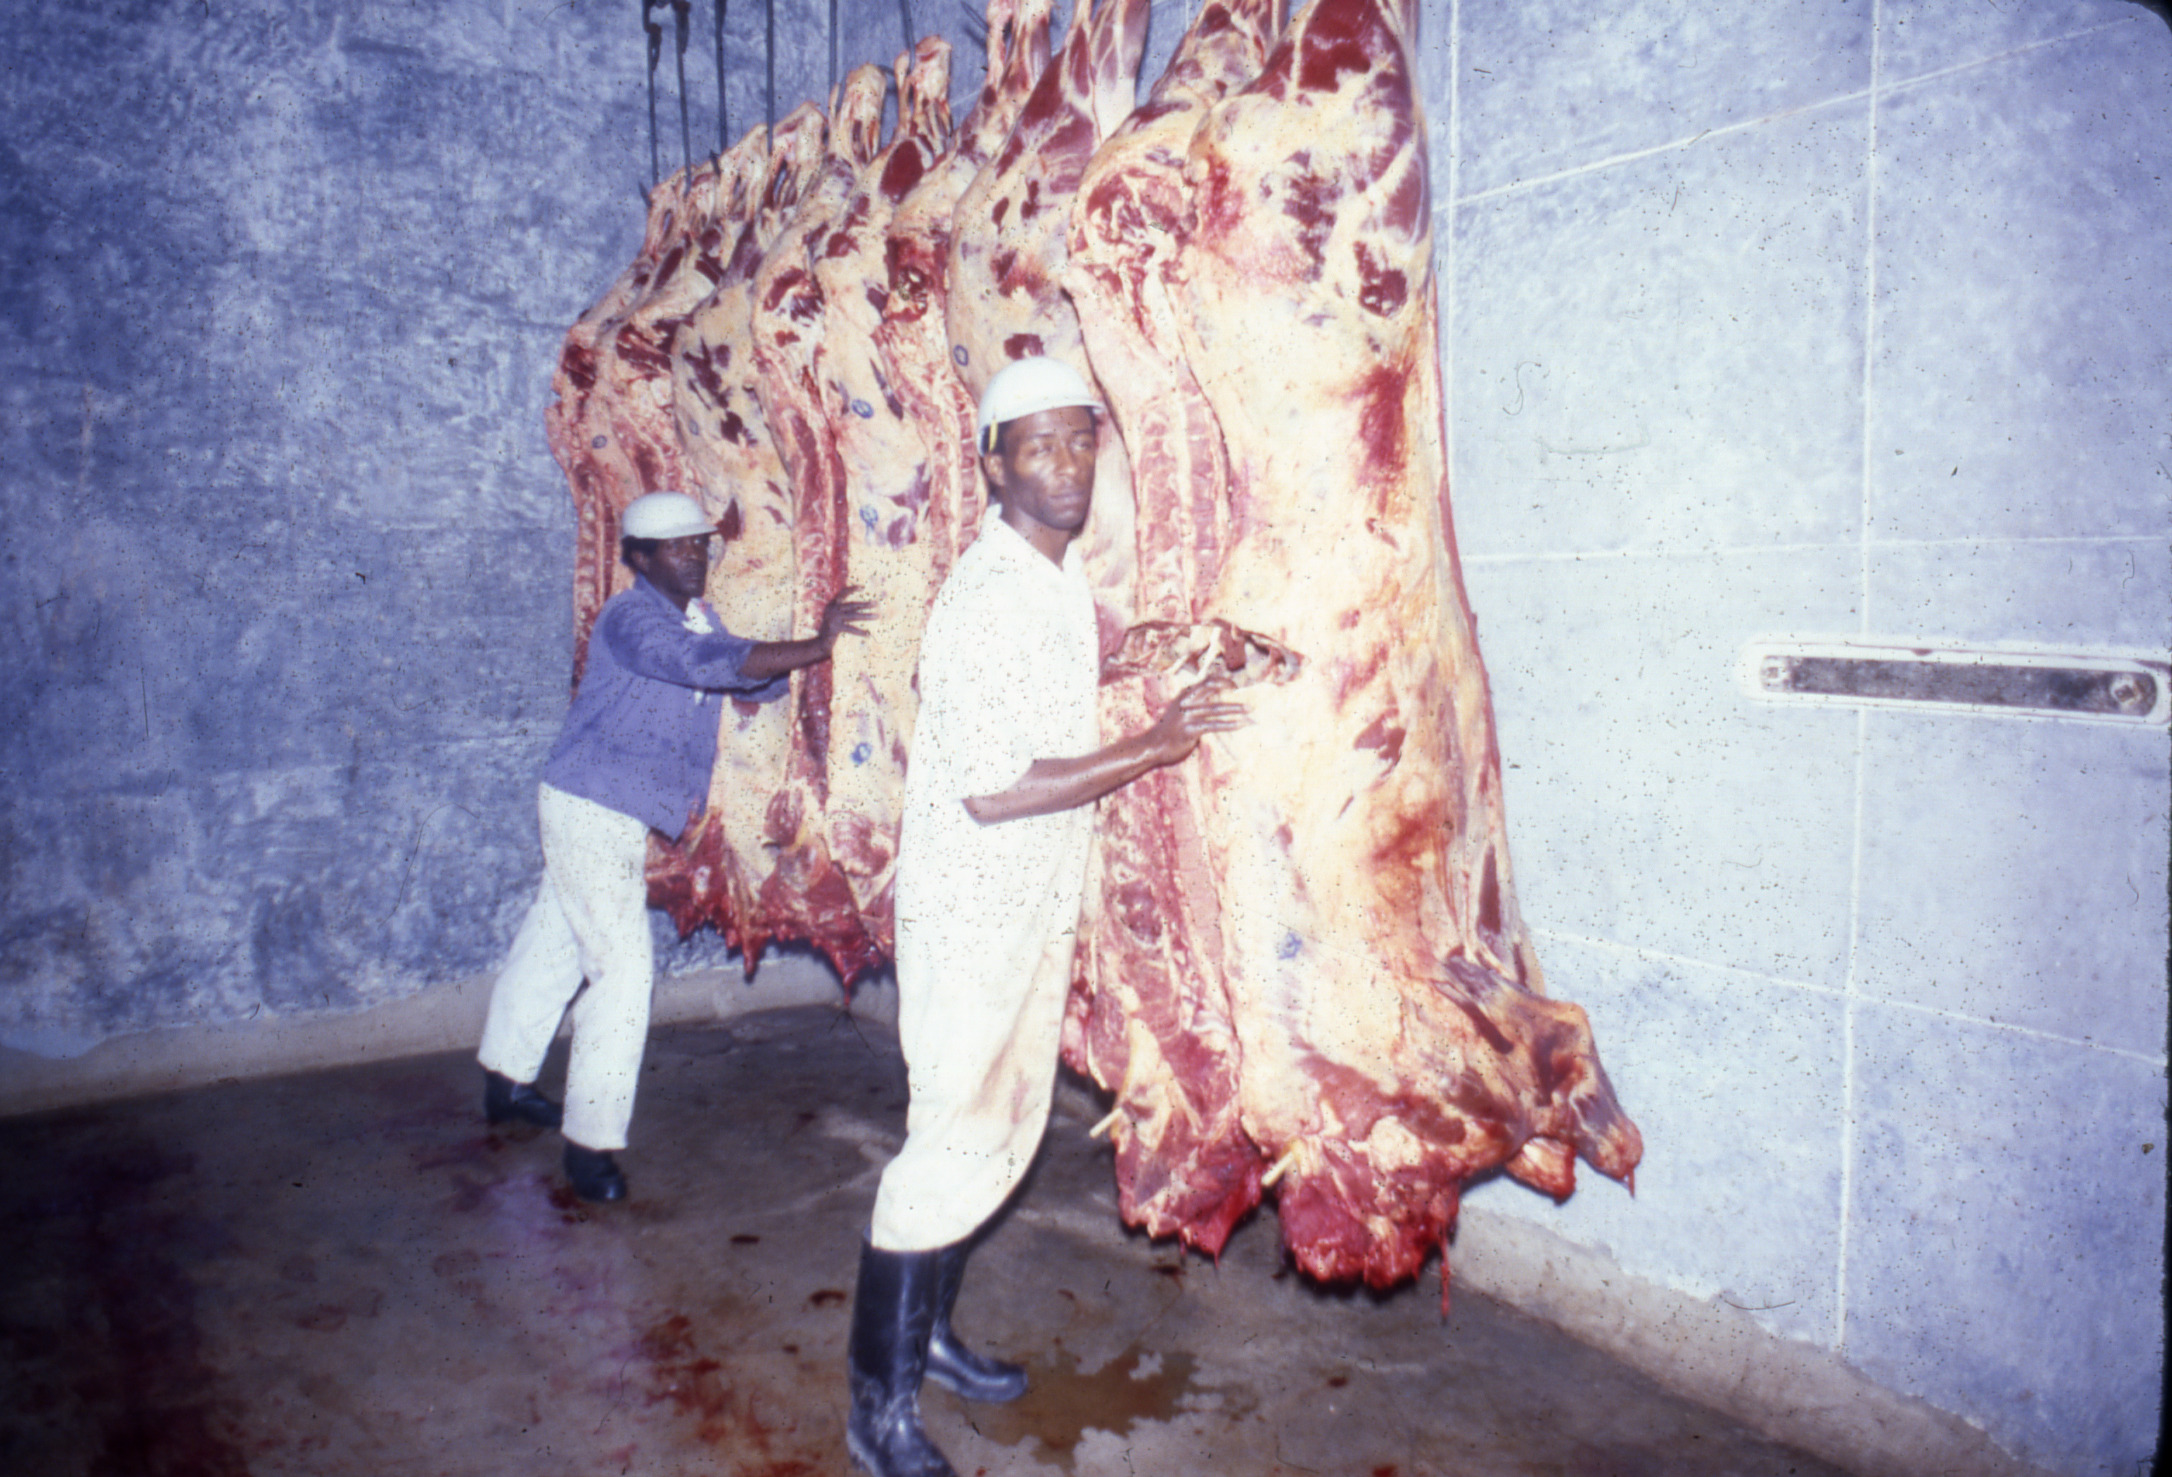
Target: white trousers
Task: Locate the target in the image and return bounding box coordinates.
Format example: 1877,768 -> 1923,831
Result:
476,784 -> 654,1151
868,923 -> 1078,1252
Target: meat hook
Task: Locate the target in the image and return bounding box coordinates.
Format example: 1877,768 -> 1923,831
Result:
672,0 -> 693,185
712,0 -> 727,153
642,0 -> 665,188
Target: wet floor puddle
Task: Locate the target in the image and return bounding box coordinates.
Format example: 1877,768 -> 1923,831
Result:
961,1346 -> 1202,1465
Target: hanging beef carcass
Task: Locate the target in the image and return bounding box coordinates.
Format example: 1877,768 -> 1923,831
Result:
540,0 -> 1639,1299
643,106 -> 830,962
945,0 -> 1150,645
1066,0 -> 1641,1290
1064,0 -> 1284,625
1058,0 -> 1292,1257
548,149 -> 750,678
804,41 -> 957,954
873,0 -> 1052,588
946,0 -> 1148,397
739,65 -> 894,980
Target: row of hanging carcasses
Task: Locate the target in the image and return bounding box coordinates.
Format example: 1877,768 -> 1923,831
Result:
543,0 -> 1640,1295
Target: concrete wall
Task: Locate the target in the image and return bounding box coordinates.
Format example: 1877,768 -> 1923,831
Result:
1,1 -> 2163,1474
0,0 -> 909,1047
1,0 -> 648,1053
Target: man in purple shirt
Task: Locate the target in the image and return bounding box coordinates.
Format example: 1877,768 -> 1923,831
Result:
478,491 -> 870,1202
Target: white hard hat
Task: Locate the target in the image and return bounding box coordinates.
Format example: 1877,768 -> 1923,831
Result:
974,355 -> 1102,445
621,491 -> 716,540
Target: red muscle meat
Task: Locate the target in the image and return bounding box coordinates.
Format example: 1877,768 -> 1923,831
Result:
549,154 -> 741,679
868,0 -> 1046,586
1060,0 -> 1289,1258
874,0 -> 1050,588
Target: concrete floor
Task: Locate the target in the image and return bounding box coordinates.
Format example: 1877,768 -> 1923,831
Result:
0,1004 -> 1863,1477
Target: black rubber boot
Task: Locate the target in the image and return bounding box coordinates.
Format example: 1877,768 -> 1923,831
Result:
563,1141 -> 627,1202
924,1241 -> 1027,1403
483,1070 -> 563,1130
846,1241 -> 957,1477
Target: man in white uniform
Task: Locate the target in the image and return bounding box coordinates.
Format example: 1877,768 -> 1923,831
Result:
846,359 -> 1249,1477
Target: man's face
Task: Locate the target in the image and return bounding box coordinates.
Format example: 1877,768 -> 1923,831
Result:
628,534 -> 711,611
984,406 -> 1097,542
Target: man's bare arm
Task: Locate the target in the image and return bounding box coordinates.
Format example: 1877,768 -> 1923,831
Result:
738,590 -> 874,681
963,678 -> 1250,825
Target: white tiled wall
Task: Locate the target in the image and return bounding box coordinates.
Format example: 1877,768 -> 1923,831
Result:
1433,2 -> 2169,1471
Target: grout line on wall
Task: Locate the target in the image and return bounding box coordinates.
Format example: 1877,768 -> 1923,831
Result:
1836,703 -> 1870,1353
1452,92 -> 1866,210
1459,532 -> 2154,567
1858,32 -> 1881,639
1861,993 -> 2168,1068
1462,541 -> 1878,566
1440,16 -> 2140,217
1841,10 -> 1882,1350
1447,0 -> 1460,215
1871,17 -> 2148,104
1530,928 -> 1848,999
1464,544 -> 1838,567
1856,532 -> 2160,550
1530,927 -> 2167,1067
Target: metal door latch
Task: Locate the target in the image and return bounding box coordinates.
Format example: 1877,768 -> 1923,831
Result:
1739,639 -> 2169,726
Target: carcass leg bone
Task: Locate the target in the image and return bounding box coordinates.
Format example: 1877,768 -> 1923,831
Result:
1260,1144 -> 1303,1189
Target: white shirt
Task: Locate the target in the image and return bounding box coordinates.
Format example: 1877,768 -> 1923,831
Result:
873,507 -> 1102,1249
894,509 -> 1101,966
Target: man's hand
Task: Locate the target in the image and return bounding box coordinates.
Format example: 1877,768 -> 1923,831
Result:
963,675 -> 1251,825
817,588 -> 875,652
1141,675 -> 1252,766
739,587 -> 875,681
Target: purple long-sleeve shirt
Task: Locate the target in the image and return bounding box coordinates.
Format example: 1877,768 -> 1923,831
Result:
541,575 -> 789,838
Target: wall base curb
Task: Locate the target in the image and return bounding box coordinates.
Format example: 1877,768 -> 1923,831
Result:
1451,1208 -> 2062,1477
0,953 -> 887,1120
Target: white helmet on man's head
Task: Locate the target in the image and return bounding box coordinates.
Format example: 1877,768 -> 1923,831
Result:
621,491 -> 717,541
974,355 -> 1102,451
